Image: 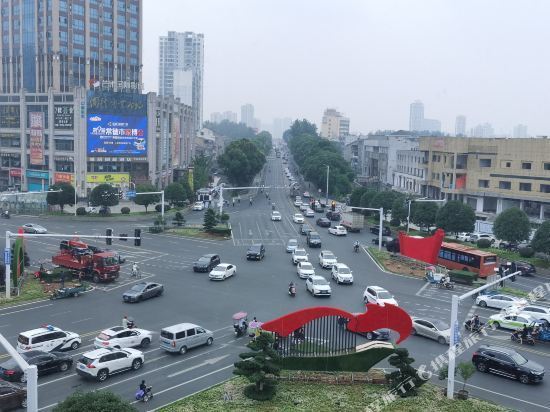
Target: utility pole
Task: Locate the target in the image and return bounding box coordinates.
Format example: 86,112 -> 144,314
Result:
325,165 -> 330,206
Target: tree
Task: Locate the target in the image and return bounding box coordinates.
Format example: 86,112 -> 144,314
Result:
133,183 -> 160,213
359,190 -> 378,209
192,154 -> 212,190
218,139 -> 266,186
371,191 -> 397,219
203,208 -> 217,231
203,119 -> 256,140
435,201 -> 475,234
233,331 -> 280,400
391,195 -> 408,224
173,211 -> 185,227
164,182 -> 187,206
532,221 -> 550,254
493,207 -> 531,243
411,202 -> 439,229
47,182 -> 75,211
90,184 -> 119,208
350,187 -> 369,207
288,119 -> 317,139
251,131 -> 273,155
386,348 -> 425,397
53,391 -> 137,412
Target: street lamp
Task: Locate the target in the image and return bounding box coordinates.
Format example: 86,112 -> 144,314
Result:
325,165 -> 330,206
406,197 -> 446,233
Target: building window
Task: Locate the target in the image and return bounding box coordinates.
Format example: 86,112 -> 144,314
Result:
130,31 -> 138,41
72,4 -> 84,15
544,162 -> 550,171
104,11 -> 112,21
104,54 -> 113,62
130,44 -> 137,54
73,48 -> 84,57
90,51 -> 99,59
480,159 -> 492,167
521,162 -> 532,170
54,139 -> 74,151
130,17 -> 138,28
103,26 -> 112,35
90,36 -> 98,47
478,179 -> 489,188
59,0 -> 67,12
118,29 -> 126,39
74,34 -> 84,45
90,8 -> 98,19
499,181 -> 511,190
103,39 -> 112,49
59,31 -> 67,41
500,160 -> 511,168
519,183 -> 532,191
90,22 -> 98,33
117,14 -> 125,25
72,19 -> 84,30
118,42 -> 126,52
541,184 -> 550,193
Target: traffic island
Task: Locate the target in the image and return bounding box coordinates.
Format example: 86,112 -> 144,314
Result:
367,247 -> 427,278
0,276 -> 48,307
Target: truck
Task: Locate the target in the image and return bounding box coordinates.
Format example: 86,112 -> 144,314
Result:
52,249 -> 120,283
340,212 -> 364,233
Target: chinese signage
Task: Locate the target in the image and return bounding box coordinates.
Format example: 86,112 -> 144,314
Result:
26,169 -> 49,179
54,172 -> 74,184
0,105 -> 20,128
172,115 -> 180,167
29,112 -> 44,165
9,168 -> 22,177
54,105 -> 74,129
96,80 -> 144,91
87,114 -> 147,156
86,173 -> 130,184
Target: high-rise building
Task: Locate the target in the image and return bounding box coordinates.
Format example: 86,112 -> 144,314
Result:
159,31 -> 204,129
409,100 -> 424,132
513,124 -> 528,138
210,112 -> 223,123
455,115 -> 467,136
422,118 -> 441,133
0,0 -> 143,94
471,123 -> 494,138
222,111 -> 238,123
241,104 -> 255,127
320,108 -> 349,140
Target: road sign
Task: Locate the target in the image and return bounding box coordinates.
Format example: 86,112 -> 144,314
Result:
4,247 -> 10,264
126,191 -> 136,198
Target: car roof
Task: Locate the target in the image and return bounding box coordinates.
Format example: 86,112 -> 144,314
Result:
478,344 -> 517,355
310,275 -> 326,280
201,254 -> 217,258
288,238 -> 297,242
523,305 -> 550,311
82,348 -> 117,358
299,261 -> 313,265
162,323 -> 199,333
333,263 -> 348,268
216,263 -> 232,267
19,326 -> 63,337
368,285 -> 387,291
248,244 -> 263,249
294,247 -> 306,252
321,250 -> 334,254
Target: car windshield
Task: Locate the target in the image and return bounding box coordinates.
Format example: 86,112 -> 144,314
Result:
377,290 -> 392,299
295,250 -> 306,256
509,351 -> 528,365
97,333 -> 112,341
130,284 -> 146,292
313,278 -> 329,285
103,257 -> 117,266
288,240 -> 297,246
324,253 -> 335,260
301,263 -> 313,270
338,267 -> 350,274
198,257 -> 210,263
433,321 -> 449,330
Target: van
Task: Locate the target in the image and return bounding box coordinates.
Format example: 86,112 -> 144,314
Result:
17,325 -> 81,353
159,323 -> 214,355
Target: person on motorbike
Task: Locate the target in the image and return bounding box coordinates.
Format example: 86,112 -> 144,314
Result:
139,380 -> 147,392
289,282 -> 295,293
272,203 -> 276,211
354,241 -> 360,252
521,325 -> 530,342
471,314 -> 481,330
131,262 -> 140,278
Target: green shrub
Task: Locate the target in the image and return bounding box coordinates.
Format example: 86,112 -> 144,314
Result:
155,203 -> 171,212
449,270 -> 478,285
519,246 -> 535,258
208,226 -> 232,236
148,226 -> 163,234
476,238 -> 492,248
76,207 -> 87,216
120,207 -> 130,214
390,218 -> 401,227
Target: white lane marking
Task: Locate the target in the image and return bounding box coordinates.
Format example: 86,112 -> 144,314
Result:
415,282 -> 430,296
0,299 -> 51,312
0,304 -> 53,317
71,317 -> 93,324
167,354 -> 229,378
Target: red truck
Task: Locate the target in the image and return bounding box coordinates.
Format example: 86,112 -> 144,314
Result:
52,249 -> 120,283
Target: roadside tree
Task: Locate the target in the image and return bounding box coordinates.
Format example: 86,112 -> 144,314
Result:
133,183 -> 160,213
370,190 -> 397,219
411,202 -> 438,229
435,201 -> 475,234
164,182 -> 187,207
493,207 -> 531,243
53,391 -> 136,412
203,208 -> 217,231
46,182 -> 75,211
531,220 -> 550,254
218,139 -> 266,186
192,154 -> 212,190
350,187 -> 369,207
90,184 -> 119,208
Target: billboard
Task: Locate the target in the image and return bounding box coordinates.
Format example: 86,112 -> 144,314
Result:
0,105 -> 20,128
54,105 -> 74,129
86,173 -> 130,184
54,172 -> 74,184
87,114 -> 147,156
29,112 -> 44,165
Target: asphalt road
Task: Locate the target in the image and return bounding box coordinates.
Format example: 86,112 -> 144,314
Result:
0,153 -> 549,411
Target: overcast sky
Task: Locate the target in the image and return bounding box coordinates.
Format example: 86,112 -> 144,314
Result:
143,0 -> 550,136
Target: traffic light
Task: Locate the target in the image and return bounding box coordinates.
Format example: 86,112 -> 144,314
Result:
106,228 -> 113,245
134,229 -> 141,246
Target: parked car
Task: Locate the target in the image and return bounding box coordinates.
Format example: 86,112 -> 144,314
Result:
297,261 -> 315,279
517,305 -> 550,323
0,350 -> 73,383
318,250 -> 337,269
305,275 -> 332,297
472,345 -> 544,384
122,282 -> 164,303
316,217 -> 331,227
469,233 -> 496,244
94,327 -> 153,349
22,223 -> 47,234
17,325 -> 81,353
192,202 -> 204,211
293,213 -> 305,223
76,347 -> 144,382
370,226 -> 391,236
363,286 -> 398,306
208,263 -> 237,280
475,293 -> 527,310
271,211 -> 282,221
331,263 -> 353,284
328,225 -> 347,236
411,318 -> 450,345
193,254 -> 221,272
307,231 -> 322,248
246,244 -> 265,260
0,381 -> 27,410
292,248 -> 309,265
326,211 -> 341,221
286,239 -> 298,253
455,232 -> 472,242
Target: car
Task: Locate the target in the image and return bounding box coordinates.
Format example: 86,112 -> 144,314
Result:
297,261 -> 315,279
325,211 -> 340,221
85,206 -> 99,214
475,293 -> 527,310
94,327 -> 153,349
246,244 -> 265,260
271,211 -> 282,221
122,281 -> 164,303
299,204 -> 308,212
192,201 -> 205,211
410,318 -> 450,345
305,275 -> 332,296
511,261 -> 536,276
516,305 -> 550,323
300,224 -> 313,236
307,231 -> 322,248
318,250 -> 337,269
209,263 -> 237,280
17,325 -> 81,353
159,323 -> 214,354
472,345 -> 544,384
286,239 -> 299,253
76,347 -> 144,382
292,248 -> 309,264
370,226 -> 391,236
372,236 -> 393,247
469,233 -> 496,244
193,254 -> 221,272
351,327 -> 390,341
363,286 -> 398,306
0,381 -> 27,410
328,225 -> 347,236
455,232 -> 472,242
304,208 -> 315,217
303,191 -> 310,198
0,350 -> 73,383
22,223 -> 47,234
331,263 -> 354,284
316,217 -> 331,227
293,213 -> 305,223
294,200 -> 302,207
488,313 -> 542,330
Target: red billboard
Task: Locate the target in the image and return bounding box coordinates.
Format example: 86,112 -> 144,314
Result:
29,112 -> 44,165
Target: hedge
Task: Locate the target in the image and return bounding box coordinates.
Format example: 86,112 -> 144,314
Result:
476,238 -> 492,249
120,207 -> 130,214
155,204 -> 171,212
76,207 -> 87,216
208,227 -> 232,236
148,226 -> 163,234
449,270 -> 478,285
519,247 -> 535,258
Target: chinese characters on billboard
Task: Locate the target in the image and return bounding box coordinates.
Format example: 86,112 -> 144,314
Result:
29,112 -> 44,165
87,114 -> 147,156
0,105 -> 20,128
54,105 -> 74,129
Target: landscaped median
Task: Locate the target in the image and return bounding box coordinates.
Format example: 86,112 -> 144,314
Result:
0,276 -> 48,307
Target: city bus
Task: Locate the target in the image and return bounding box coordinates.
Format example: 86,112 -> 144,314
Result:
437,242 -> 498,278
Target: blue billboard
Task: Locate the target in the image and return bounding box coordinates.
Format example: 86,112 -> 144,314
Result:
87,113 -> 147,156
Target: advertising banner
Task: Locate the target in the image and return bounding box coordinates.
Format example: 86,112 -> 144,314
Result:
171,115 -> 180,167
54,172 -> 74,184
9,168 -> 22,177
0,105 -> 20,128
54,105 -> 74,129
29,112 -> 44,165
26,169 -> 49,179
87,114 -> 147,156
86,173 -> 130,184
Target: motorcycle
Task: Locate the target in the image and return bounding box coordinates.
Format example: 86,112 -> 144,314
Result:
464,319 -> 485,333
436,280 -> 455,290
233,311 -> 248,337
1,211 -> 9,219
289,284 -> 296,297
511,330 -> 535,345
353,244 -> 359,253
135,386 -> 153,402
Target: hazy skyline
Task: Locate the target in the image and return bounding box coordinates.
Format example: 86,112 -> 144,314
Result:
143,0 -> 550,136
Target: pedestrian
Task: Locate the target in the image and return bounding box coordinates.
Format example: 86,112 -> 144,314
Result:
232,199 -> 235,207
238,197 -> 241,204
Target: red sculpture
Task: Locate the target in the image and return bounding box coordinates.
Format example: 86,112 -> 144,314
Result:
398,228 -> 445,264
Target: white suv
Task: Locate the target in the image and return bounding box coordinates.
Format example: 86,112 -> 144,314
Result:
94,326 -> 153,349
17,325 -> 81,353
331,263 -> 354,284
319,250 -> 337,269
76,347 -> 144,382
292,248 -> 309,264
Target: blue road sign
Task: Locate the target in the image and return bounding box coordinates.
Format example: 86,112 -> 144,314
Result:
126,191 -> 136,198
4,247 -> 10,264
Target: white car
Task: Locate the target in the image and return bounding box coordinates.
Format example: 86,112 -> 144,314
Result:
297,261 -> 315,279
294,200 -> 302,207
286,238 -> 298,253
271,211 -> 282,221
331,263 -> 354,284
305,275 -> 332,296
192,201 -> 204,211
318,250 -> 337,269
475,294 -> 527,310
304,208 -> 315,217
469,233 -> 496,244
293,213 -> 305,224
94,327 -> 153,349
455,232 -> 471,242
488,313 -> 541,330
516,305 -> 550,323
411,317 -> 450,345
292,248 -> 309,264
76,347 -> 144,382
17,325 -> 81,353
22,223 -> 47,234
299,204 -> 308,212
363,286 -> 398,306
328,225 -> 347,236
208,263 -> 237,280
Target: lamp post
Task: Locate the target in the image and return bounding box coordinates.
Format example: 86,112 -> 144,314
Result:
325,165 -> 330,206
406,197 -> 446,233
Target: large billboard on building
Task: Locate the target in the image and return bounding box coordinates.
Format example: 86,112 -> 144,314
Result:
86,91 -> 147,156
54,105 -> 74,129
86,173 -> 130,184
29,112 -> 44,165
0,105 -> 20,128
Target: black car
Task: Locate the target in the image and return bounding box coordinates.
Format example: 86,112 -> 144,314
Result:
0,350 -> 73,383
316,218 -> 331,228
354,328 -> 390,341
0,382 -> 26,411
326,211 -> 340,221
307,231 -> 322,248
472,345 -> 544,384
122,281 -> 164,302
370,225 -> 392,236
300,224 -> 313,236
511,261 -> 536,276
246,244 -> 265,260
193,254 -> 221,272
386,238 -> 400,253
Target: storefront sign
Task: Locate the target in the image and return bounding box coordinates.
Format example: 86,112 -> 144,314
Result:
29,112 -> 44,165
86,173 -> 129,184
54,172 -> 74,184
26,170 -> 49,179
54,105 -> 74,129
9,168 -> 22,177
0,105 -> 20,128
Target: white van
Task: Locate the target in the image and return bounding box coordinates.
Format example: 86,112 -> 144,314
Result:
17,325 -> 81,353
159,323 -> 213,355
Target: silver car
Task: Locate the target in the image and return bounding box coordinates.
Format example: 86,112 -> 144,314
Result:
411,317 -> 450,345
286,239 -> 298,253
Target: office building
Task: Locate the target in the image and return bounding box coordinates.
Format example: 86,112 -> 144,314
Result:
320,108 -> 349,140
241,104 -> 254,127
422,118 -> 441,133
471,123 -> 494,138
513,124 -> 528,138
455,115 -> 466,136
210,112 -> 223,123
0,0 -> 143,94
209,111 -> 237,123
159,31 -> 204,129
409,100 -> 424,132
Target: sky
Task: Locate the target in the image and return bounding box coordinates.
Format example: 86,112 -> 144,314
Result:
143,0 -> 550,136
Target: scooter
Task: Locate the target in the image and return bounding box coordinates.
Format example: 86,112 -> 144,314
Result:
289,285 -> 296,297
234,323 -> 248,337
1,211 -> 9,219
354,244 -> 360,253
511,330 -> 535,345
135,386 -> 153,402
464,319 -> 485,333
436,280 -> 455,290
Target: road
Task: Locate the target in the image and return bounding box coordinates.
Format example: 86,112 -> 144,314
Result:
0,152 -> 549,411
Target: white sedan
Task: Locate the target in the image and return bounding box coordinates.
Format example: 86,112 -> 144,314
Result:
192,202 -> 205,211
475,294 -> 527,310
294,200 -> 302,207
328,225 -> 347,236
208,263 -> 237,281
363,286 -> 398,306
292,248 -> 309,264
297,261 -> 315,279
517,305 -> 550,323
488,313 -> 541,330
22,223 -> 47,234
293,213 -> 305,224
304,209 -> 315,217
305,275 -> 332,296
331,263 -> 353,284
271,211 -> 282,221
94,327 -> 153,349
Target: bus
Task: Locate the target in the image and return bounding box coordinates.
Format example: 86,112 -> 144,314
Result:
437,242 -> 498,278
